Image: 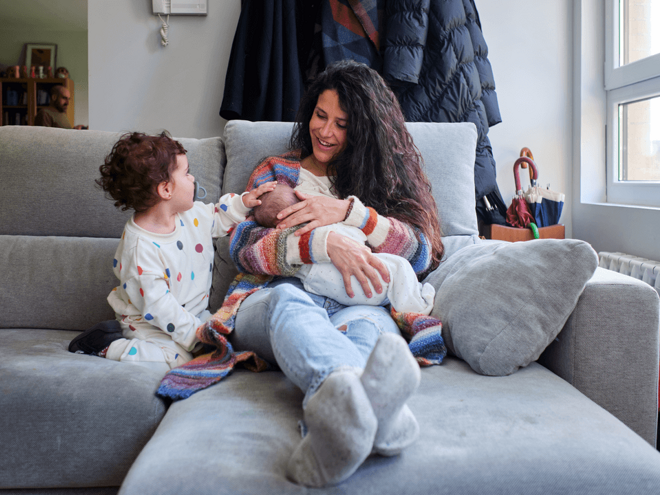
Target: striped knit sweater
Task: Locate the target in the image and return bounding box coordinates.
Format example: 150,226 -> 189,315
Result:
158,152 -> 446,400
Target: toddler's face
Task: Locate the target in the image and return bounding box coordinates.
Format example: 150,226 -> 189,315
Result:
168,154 -> 195,213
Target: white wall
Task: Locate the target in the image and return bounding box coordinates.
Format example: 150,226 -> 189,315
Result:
478,0 -> 574,237
88,1 -> 576,232
88,0 -> 240,138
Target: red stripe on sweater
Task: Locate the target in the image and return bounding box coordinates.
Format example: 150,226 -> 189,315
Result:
362,207 -> 378,236
299,231 -> 312,264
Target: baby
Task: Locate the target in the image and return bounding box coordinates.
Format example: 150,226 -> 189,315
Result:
252,183 -> 436,314
69,131 -> 275,373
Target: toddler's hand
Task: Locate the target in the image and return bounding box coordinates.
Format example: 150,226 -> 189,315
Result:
242,181 -> 277,208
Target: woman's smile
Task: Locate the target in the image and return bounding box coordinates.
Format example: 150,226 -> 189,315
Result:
308,89 -> 348,171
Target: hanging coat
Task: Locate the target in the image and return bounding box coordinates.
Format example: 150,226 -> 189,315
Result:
321,0 -> 506,224
220,0 -> 305,122
381,0 -> 504,219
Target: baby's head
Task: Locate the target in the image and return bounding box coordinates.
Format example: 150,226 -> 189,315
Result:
97,131 -> 187,212
253,183 -> 300,228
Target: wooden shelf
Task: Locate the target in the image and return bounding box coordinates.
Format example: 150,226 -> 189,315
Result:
482,224 -> 565,242
1,77 -> 74,126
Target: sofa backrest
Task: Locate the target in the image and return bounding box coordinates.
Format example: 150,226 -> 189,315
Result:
0,126 -> 224,331
221,120 -> 479,237
0,123 -> 479,330
209,120 -> 481,308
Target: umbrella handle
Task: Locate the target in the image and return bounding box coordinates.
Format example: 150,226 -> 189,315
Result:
513,157 -> 538,193
519,148 -> 537,184
519,148 -> 535,165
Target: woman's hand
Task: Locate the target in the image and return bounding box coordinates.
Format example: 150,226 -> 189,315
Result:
326,232 -> 390,299
276,191 -> 350,236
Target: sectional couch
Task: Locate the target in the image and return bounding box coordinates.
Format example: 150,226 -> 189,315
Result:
1,121 -> 659,495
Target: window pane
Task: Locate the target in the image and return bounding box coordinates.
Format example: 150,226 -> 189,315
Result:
621,0 -> 660,65
618,95 -> 660,181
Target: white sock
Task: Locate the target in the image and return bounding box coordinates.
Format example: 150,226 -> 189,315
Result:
286,369 -> 377,487
361,333 -> 421,456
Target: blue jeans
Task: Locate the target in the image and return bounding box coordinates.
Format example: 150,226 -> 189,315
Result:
231,278 -> 401,405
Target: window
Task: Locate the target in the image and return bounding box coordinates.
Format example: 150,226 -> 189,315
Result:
605,0 -> 660,206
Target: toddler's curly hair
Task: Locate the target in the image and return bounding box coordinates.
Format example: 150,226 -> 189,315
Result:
97,131 -> 186,212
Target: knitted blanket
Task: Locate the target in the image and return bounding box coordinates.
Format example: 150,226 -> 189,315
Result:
157,273 -> 271,401
157,152 -> 446,401
157,276 -> 446,401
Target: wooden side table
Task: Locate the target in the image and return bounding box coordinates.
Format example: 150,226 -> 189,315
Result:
481,224 -> 565,242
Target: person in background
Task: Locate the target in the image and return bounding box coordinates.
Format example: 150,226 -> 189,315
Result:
34,85 -> 86,129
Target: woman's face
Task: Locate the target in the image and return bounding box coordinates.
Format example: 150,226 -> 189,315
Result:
308,89 -> 348,168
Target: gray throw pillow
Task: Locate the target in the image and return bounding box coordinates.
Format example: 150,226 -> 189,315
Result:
425,239 -> 598,376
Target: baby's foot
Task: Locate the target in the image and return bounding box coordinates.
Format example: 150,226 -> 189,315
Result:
286,369 -> 377,487
361,333 -> 421,456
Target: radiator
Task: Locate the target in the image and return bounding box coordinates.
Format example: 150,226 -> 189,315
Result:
598,251 -> 660,294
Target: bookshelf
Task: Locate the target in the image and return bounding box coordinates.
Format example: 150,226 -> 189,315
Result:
1,78 -> 75,127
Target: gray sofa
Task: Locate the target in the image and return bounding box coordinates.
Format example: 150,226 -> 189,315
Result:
1,122 -> 659,495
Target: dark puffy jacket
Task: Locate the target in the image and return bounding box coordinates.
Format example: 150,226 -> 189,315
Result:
382,0 -> 504,210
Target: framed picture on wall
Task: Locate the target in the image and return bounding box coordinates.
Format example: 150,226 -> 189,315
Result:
25,43 -> 57,70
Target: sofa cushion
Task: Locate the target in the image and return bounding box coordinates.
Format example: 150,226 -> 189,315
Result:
0,329 -> 167,489
426,239 -> 599,376
210,120 -> 480,307
118,361 -> 660,495
0,235 -> 118,331
0,127 -> 224,239
221,120 -> 479,238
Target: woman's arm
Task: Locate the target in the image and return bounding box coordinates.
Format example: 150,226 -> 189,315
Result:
229,220 -> 318,277
275,194 -> 433,278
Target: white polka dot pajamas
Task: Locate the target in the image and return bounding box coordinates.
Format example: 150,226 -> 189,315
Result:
105,195 -> 250,373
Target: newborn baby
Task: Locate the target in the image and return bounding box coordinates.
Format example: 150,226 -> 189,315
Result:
253,183 -> 301,228
251,183 -> 436,314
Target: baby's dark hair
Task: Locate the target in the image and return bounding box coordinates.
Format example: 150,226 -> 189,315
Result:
97,131 -> 186,212
253,183 -> 300,228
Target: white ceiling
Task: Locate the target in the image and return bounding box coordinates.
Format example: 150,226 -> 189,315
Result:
0,0 -> 87,31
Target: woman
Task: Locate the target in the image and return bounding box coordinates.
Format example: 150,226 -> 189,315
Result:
225,60 -> 444,487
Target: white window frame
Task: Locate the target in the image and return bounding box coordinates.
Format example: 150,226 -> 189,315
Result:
604,0 -> 660,207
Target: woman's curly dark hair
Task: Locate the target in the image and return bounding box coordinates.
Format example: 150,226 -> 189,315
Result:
97,131 -> 186,213
290,60 -> 444,268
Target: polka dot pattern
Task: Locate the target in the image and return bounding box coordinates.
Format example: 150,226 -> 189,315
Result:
167,323 -> 175,333
177,241 -> 184,250
145,313 -> 154,320
128,347 -> 137,356
195,244 -> 203,253
194,218 -> 199,227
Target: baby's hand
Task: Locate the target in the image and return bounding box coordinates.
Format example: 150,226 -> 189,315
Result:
242,181 -> 277,208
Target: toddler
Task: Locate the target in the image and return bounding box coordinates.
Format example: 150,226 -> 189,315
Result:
69,132 -> 275,373
253,183 -> 436,314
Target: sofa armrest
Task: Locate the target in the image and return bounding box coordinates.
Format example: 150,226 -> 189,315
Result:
539,267 -> 659,446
